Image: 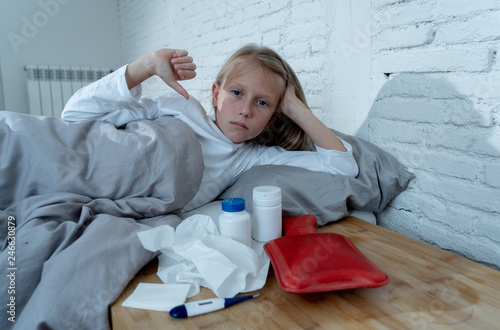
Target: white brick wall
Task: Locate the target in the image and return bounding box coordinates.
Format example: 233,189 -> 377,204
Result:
369,0 -> 500,269
117,0 -> 500,269
117,0 -> 342,120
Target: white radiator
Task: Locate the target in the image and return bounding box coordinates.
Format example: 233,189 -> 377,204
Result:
25,65 -> 111,117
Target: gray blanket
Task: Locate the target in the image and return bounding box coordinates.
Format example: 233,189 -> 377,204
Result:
0,112 -> 204,329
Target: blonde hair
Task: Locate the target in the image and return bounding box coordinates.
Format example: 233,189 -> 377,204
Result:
215,44 -> 311,151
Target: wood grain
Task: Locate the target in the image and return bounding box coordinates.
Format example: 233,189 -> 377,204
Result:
111,216 -> 500,329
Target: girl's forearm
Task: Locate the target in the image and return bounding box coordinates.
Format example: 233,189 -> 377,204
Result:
125,53 -> 156,90
289,107 -> 347,152
279,84 -> 347,151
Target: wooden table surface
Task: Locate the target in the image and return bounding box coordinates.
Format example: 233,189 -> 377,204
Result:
110,216 -> 500,329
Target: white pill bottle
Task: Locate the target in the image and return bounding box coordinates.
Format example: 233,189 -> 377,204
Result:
252,186 -> 282,243
218,198 -> 251,247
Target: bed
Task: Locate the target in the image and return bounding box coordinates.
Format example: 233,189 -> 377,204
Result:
0,111 -> 414,330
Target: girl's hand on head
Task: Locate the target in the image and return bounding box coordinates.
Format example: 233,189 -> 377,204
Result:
278,83 -> 309,121
279,83 -> 347,152
150,49 -> 197,99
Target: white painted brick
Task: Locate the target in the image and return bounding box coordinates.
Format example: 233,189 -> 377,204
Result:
373,0 -> 402,9
300,72 -> 325,91
494,47 -> 500,72
424,124 -> 489,153
383,194 -> 500,265
287,21 -> 327,41
290,2 -> 322,22
493,107 -> 500,126
246,2 -> 272,20
310,38 -> 327,53
435,10 -> 500,45
305,93 -> 323,111
418,195 -> 480,234
478,212 -> 500,243
260,10 -> 288,32
370,97 -> 474,125
426,151 -> 482,181
377,204 -> 423,239
262,30 -> 281,46
214,15 -> 232,30
391,146 -> 483,181
374,0 -> 436,29
373,24 -> 435,52
365,118 -> 425,144
473,126 -> 500,157
285,54 -> 324,73
373,46 -> 491,73
416,223 -> 469,252
447,72 -> 500,100
416,172 -> 500,212
236,20 -> 260,37
375,73 -> 499,117
268,0 -> 289,13
434,0 -> 500,19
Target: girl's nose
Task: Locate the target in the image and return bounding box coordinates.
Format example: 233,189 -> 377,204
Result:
239,101 -> 252,117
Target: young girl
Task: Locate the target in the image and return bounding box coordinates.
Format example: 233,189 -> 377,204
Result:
62,44 -> 358,211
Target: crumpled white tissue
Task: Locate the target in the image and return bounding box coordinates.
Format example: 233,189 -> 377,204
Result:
138,214 -> 270,298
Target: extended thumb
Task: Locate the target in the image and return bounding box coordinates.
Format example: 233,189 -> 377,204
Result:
168,81 -> 189,100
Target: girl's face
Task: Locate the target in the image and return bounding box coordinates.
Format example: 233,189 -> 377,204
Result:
212,61 -> 284,144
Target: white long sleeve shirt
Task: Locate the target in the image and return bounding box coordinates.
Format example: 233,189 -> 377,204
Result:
62,65 -> 359,211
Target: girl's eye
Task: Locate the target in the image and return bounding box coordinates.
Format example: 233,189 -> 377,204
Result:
231,90 -> 241,96
257,100 -> 268,107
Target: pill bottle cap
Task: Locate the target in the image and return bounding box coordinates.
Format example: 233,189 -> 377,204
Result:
253,186 -> 281,199
221,198 -> 246,212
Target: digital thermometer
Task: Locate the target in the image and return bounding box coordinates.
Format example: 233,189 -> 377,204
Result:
169,294 -> 259,318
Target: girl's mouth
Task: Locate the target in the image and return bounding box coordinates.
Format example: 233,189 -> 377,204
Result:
231,121 -> 248,130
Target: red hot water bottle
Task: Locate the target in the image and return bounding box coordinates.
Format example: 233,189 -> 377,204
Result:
263,215 -> 389,294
